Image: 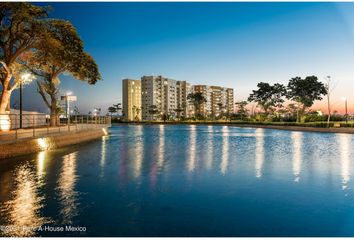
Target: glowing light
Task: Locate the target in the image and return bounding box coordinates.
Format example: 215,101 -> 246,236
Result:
20,73 -> 34,84
0,114 -> 11,131
102,128 -> 108,135
255,128 -> 264,178
37,152 -> 46,179
37,138 -> 48,150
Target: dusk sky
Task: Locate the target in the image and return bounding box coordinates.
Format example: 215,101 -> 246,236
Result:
14,2 -> 354,114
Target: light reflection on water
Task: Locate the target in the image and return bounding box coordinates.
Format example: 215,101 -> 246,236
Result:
1,160 -> 50,236
56,151 -> 79,225
292,131 -> 303,182
1,125 -> 354,236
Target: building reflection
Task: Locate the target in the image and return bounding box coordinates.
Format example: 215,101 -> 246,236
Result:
337,134 -> 351,190
220,126 -> 229,175
255,128 -> 265,178
157,125 -> 165,170
2,164 -> 49,237
100,136 -> 107,178
292,132 -> 303,182
206,125 -> 214,170
133,125 -> 144,179
187,125 -> 197,172
57,152 -> 79,224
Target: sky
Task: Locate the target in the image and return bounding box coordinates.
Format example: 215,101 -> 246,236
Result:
12,2 -> 354,114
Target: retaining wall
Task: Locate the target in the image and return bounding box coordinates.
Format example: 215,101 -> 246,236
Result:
0,128 -> 108,159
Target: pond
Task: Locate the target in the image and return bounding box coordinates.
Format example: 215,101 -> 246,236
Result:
1,125 -> 354,237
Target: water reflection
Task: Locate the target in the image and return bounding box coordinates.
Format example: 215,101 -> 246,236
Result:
100,136 -> 107,179
56,152 -> 79,224
157,125 -> 165,170
255,128 -> 265,178
220,126 -> 229,175
2,164 -> 49,237
206,126 -> 214,170
37,151 -> 46,181
132,125 -> 144,179
292,132 -> 303,182
187,125 -> 197,172
337,134 -> 351,190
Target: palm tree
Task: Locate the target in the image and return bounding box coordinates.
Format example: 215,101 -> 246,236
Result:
187,92 -> 207,118
108,106 -> 117,116
148,105 -> 159,120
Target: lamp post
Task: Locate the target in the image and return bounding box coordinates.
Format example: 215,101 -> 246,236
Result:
19,73 -> 33,128
342,97 -> 348,124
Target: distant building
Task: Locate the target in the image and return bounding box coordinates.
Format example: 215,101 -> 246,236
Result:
122,79 -> 141,121
194,85 -> 234,117
124,76 -> 234,121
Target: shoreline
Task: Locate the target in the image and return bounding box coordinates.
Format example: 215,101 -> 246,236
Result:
113,122 -> 354,134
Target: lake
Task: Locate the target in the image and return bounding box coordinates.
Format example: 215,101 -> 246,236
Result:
1,124 -> 354,237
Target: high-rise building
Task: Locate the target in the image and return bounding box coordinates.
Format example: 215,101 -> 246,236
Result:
141,76 -> 193,120
122,79 -> 141,121
194,85 -> 234,117
176,81 -> 194,118
193,85 -> 212,116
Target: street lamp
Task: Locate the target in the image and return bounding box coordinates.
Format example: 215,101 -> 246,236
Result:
342,97 -> 348,123
19,73 -> 34,128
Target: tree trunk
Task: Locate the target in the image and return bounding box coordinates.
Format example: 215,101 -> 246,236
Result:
0,78 -> 12,131
0,75 -> 12,114
49,97 -> 58,127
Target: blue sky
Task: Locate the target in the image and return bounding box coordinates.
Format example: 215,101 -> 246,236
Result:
14,2 -> 354,114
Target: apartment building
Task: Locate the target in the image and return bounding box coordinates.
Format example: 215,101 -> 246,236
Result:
210,86 -> 234,117
176,81 -> 194,118
194,85 -> 234,117
123,76 -> 234,121
193,85 -> 212,116
122,79 -> 141,121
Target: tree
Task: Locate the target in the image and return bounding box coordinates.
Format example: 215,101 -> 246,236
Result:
108,106 -> 117,116
235,101 -> 249,120
286,76 -> 327,122
148,105 -> 159,120
187,92 -> 207,118
26,19 -> 101,126
174,106 -> 184,120
132,105 -> 141,121
248,82 -> 287,117
0,3 -> 49,130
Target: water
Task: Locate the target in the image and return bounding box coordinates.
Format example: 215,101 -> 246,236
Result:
1,124 -> 354,237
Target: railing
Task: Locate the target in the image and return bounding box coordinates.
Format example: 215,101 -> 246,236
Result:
0,114 -> 111,142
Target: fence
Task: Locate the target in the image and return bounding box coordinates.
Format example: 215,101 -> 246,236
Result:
0,114 -> 111,142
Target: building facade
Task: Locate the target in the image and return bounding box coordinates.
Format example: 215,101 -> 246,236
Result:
123,76 -> 234,121
193,85 -> 234,117
122,79 -> 141,121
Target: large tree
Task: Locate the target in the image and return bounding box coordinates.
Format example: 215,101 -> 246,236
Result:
0,3 -> 49,129
235,101 -> 249,120
26,19 -> 101,126
286,76 -> 327,122
187,92 -> 207,118
248,82 -> 286,116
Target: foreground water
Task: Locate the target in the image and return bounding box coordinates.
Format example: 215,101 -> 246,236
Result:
1,125 -> 354,236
